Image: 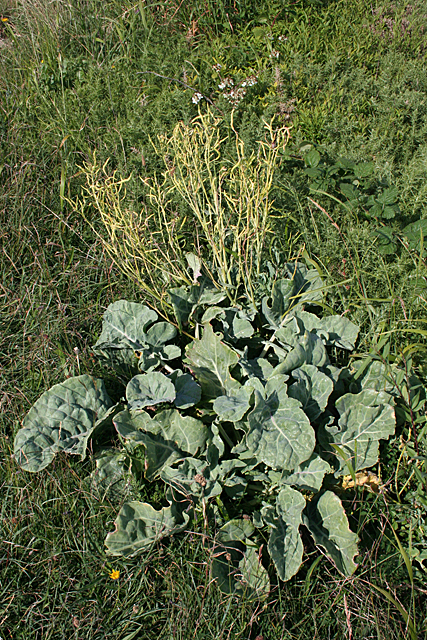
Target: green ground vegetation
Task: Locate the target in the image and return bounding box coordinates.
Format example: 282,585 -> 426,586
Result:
1,0 -> 427,637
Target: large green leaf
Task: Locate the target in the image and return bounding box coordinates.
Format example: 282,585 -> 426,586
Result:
284,262 -> 323,307
93,300 -> 157,350
213,385 -> 253,422
351,359 -> 394,393
114,410 -> 183,478
169,279 -> 226,329
169,370 -> 202,409
288,364 -> 334,421
136,322 -> 181,372
114,408 -> 208,478
14,375 -> 113,473
211,519 -> 270,597
238,547 -> 270,597
126,372 -> 176,410
262,278 -> 295,328
218,518 -> 255,542
150,409 -> 209,456
105,500 -> 188,557
296,310 -> 359,350
246,390 -> 315,471
89,452 -> 130,500
91,344 -> 138,375
201,307 -> 255,342
326,389 -> 395,471
238,355 -> 274,382
273,329 -> 328,374
304,491 -> 359,575
263,486 -> 306,581
282,454 -> 331,492
93,301 -> 180,372
261,263 -> 324,329
185,323 -> 240,398
160,457 -> 222,502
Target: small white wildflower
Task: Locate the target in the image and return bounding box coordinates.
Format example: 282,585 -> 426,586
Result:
212,63 -> 222,72
246,75 -> 257,87
278,35 -> 288,42
269,50 -> 280,59
218,77 -> 233,90
223,87 -> 246,106
192,92 -> 203,104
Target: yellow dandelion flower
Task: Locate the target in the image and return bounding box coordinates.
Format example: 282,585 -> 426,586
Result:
109,569 -> 120,580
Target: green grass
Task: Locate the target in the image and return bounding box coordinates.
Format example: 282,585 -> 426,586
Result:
1,0 -> 427,637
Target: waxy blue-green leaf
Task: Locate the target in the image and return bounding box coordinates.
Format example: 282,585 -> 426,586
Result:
185,323 -> 240,398
238,355 -> 274,382
304,491 -> 358,575
273,330 -> 328,374
161,457 -> 222,502
94,300 -> 157,350
186,252 -> 202,283
285,262 -> 324,307
213,385 -> 253,422
201,307 -> 255,342
211,520 -> 247,594
92,344 -> 138,375
246,390 -> 315,470
238,547 -> 270,597
90,452 -> 130,500
296,310 -> 359,350
14,375 -> 113,473
224,474 -> 248,498
115,407 -> 208,456
113,410 -> 183,478
169,279 -> 226,329
264,374 -> 289,399
273,316 -> 304,348
288,364 -> 334,421
351,359 -> 394,393
169,370 -> 202,409
126,372 -> 176,410
263,486 -> 306,581
218,518 -> 255,542
326,389 -> 395,471
137,343 -> 181,373
262,278 -> 295,328
206,423 -> 225,467
282,454 -> 331,492
136,322 -> 181,370
135,322 -> 181,372
145,321 -> 177,347
211,519 -> 270,596
105,500 -> 188,557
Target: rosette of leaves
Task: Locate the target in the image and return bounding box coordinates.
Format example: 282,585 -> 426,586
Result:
13,263 -> 397,594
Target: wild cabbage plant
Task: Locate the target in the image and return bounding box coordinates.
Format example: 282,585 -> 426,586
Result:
14,262 -> 397,596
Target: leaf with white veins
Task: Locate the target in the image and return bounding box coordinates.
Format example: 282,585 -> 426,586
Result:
304,491 -> 359,575
185,323 -> 240,398
246,390 -> 315,470
14,375 -> 113,472
263,486 -> 306,581
126,372 -> 176,410
105,500 -> 188,556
